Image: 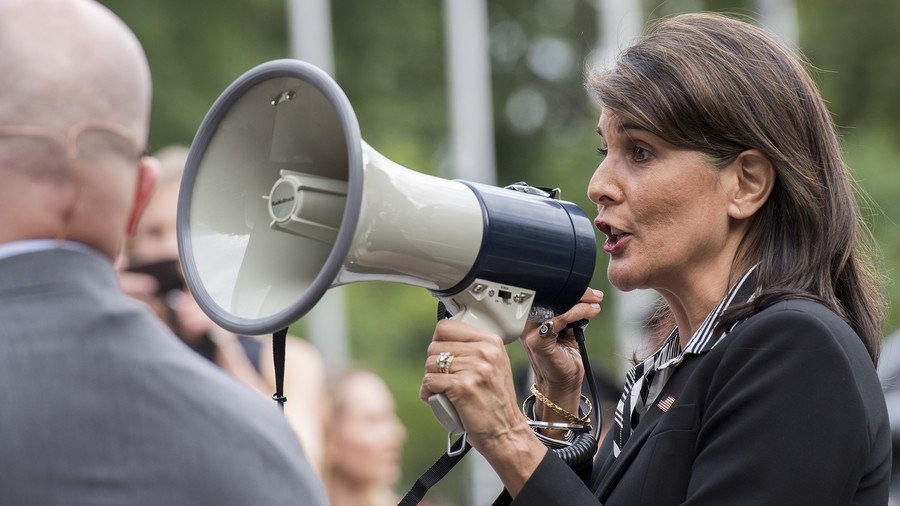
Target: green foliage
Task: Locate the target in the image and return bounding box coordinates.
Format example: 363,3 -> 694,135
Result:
842,127 -> 900,332
99,0 -> 291,150
332,0 -> 447,167
799,0 -> 900,135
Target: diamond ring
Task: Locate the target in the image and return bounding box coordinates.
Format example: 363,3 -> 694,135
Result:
438,351 -> 454,374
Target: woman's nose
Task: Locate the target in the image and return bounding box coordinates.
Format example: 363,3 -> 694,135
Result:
587,162 -> 619,206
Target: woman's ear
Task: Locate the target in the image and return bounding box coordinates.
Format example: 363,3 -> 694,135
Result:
725,149 -> 775,220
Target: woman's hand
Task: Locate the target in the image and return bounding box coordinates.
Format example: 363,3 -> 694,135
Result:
419,319 -> 547,495
522,289 -> 603,418
417,289 -> 603,495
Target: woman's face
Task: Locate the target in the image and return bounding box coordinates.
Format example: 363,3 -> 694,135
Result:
588,110 -> 734,295
328,373 -> 407,488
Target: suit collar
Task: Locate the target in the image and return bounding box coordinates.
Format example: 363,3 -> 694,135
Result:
593,356 -> 703,502
611,265 -> 758,459
0,239 -> 101,262
596,401 -> 669,501
663,264 -> 759,369
0,247 -> 115,294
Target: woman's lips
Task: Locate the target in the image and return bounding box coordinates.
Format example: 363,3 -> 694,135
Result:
603,231 -> 631,254
596,221 -> 631,254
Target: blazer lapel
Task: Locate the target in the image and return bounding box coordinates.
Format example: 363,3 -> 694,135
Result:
593,356 -> 702,503
594,398 -> 669,502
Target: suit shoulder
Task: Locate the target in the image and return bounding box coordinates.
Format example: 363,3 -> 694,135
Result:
714,298 -> 882,404
722,298 -> 861,355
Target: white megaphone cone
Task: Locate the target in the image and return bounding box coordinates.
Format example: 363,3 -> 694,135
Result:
177,59 -> 596,445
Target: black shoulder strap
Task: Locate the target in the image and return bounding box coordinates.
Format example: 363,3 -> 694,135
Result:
398,436 -> 471,506
272,327 -> 288,411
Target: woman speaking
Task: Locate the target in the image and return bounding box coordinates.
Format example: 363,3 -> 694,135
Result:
420,12 -> 890,505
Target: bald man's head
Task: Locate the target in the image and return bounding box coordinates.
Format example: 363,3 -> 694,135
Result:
0,0 -> 152,138
0,0 -> 158,258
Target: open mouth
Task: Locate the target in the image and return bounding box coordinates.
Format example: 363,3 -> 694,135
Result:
607,226 -> 628,245
597,222 -> 631,252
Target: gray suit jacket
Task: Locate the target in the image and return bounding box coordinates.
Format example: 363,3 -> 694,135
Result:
0,247 -> 329,505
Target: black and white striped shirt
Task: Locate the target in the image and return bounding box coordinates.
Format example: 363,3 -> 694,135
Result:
612,265 -> 758,458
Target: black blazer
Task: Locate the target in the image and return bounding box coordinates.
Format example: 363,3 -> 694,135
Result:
513,299 -> 891,505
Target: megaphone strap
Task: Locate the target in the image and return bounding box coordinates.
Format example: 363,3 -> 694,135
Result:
271,328 -> 288,411
398,435 -> 471,506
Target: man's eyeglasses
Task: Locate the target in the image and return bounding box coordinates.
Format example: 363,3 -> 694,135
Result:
0,121 -> 147,179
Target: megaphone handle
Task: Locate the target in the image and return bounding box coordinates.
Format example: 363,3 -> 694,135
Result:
427,393 -> 466,435
427,303 -> 487,437
428,282 -> 533,452
428,300 -> 466,437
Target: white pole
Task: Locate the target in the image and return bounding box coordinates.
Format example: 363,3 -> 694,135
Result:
442,0 -> 502,502
286,0 -> 348,371
755,0 -> 798,45
444,0 -> 497,185
594,0 -> 642,70
287,0 -> 335,76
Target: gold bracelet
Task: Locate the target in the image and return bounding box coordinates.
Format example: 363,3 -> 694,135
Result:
530,384 -> 592,424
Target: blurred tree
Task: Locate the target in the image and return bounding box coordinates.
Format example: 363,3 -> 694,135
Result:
795,0 -> 900,332
99,0 -> 291,151
799,0 -> 900,135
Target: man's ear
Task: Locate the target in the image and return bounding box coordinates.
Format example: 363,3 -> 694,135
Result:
725,149 -> 776,220
125,156 -> 160,236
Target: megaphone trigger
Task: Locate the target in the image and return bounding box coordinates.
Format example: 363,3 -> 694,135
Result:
427,393 -> 465,437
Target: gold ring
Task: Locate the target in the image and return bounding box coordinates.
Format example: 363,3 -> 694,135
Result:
438,351 -> 454,374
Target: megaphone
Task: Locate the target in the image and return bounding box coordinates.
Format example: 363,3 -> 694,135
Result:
177,59 -> 596,439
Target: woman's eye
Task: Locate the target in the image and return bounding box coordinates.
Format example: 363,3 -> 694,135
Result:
596,147 -> 608,159
631,146 -> 651,163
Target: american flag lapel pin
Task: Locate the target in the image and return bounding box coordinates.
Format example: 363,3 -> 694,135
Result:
657,395 -> 676,413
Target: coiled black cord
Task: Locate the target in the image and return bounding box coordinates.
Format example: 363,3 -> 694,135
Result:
549,320 -> 599,468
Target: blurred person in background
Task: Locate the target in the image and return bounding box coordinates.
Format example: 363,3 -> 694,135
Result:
120,144 -> 328,473
0,0 -> 327,504
324,368 -> 409,506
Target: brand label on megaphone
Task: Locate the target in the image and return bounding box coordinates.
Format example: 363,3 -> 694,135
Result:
265,169 -> 348,244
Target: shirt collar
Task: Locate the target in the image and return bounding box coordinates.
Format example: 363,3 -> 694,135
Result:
0,239 -> 102,262
654,264 -> 759,371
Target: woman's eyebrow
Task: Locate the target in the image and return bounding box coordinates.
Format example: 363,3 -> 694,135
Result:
596,122 -> 645,139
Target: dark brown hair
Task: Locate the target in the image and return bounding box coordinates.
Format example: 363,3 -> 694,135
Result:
588,13 -> 885,363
